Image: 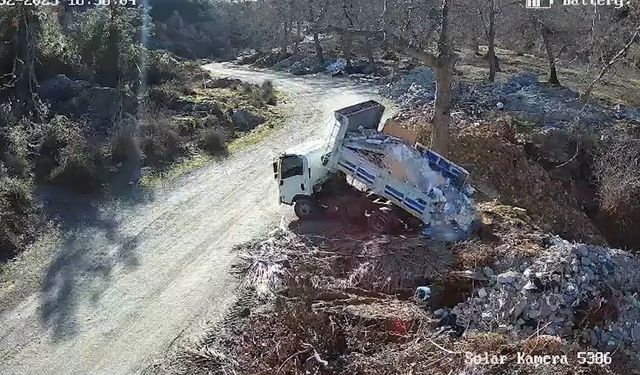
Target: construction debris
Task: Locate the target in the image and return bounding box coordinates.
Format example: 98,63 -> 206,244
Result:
380,66 -> 435,107
453,238 -> 640,371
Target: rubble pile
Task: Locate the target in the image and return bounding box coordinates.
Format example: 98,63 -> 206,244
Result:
381,68 -> 640,127
458,73 -> 640,126
272,55 -> 326,75
380,66 -> 435,107
452,239 -> 640,370
185,202 -> 639,374
325,59 -> 347,76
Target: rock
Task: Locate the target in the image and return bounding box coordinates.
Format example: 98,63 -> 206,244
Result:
510,299 -> 527,318
632,325 -> 640,341
205,77 -> 243,89
39,74 -> 90,101
501,73 -> 538,94
231,108 -> 265,131
523,280 -> 537,290
434,308 -> 449,317
477,288 -> 488,298
497,271 -> 518,284
483,266 -> 495,277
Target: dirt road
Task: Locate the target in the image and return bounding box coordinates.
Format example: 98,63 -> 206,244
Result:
0,63 -> 394,375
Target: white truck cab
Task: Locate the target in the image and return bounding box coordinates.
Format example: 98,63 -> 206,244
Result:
273,146 -> 328,206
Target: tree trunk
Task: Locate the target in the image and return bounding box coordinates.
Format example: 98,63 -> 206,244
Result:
431,0 -> 453,156
307,0 -> 324,65
342,33 -> 352,68
432,62 -> 452,156
281,22 -> 290,53
294,20 -> 301,54
364,37 -> 376,74
471,27 -> 480,55
487,3 -> 497,82
541,27 -> 560,85
313,32 -> 324,65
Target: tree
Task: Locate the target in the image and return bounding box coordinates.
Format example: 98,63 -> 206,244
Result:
334,0 -> 455,155
582,24 -> 640,103
478,0 -> 519,81
306,0 -> 329,65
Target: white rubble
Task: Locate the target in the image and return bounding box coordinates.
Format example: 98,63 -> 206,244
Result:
453,239 -> 640,368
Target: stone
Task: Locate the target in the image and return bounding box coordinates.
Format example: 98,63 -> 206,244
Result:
39,74 -> 91,101
477,288 -> 488,299
510,299 -> 527,318
483,266 -> 495,277
528,309 -> 541,319
497,271 -> 518,284
231,108 -> 266,131
632,325 -> 640,341
523,280 -> 537,291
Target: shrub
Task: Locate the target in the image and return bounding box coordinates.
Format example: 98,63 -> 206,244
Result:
594,131 -> 640,217
111,125 -> 142,166
198,127 -> 228,157
148,84 -> 184,110
147,50 -> 182,86
49,140 -> 101,193
260,80 -> 277,105
1,124 -> 31,180
36,116 -> 82,181
36,116 -> 102,192
139,115 -> 183,166
0,176 -> 35,259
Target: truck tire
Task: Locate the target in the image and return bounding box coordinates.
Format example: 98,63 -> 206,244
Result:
294,197 -> 318,220
368,210 -> 397,234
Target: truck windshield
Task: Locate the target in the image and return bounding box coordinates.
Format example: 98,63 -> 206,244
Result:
280,156 -> 303,179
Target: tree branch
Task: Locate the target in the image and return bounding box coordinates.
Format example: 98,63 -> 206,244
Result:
581,24 -> 640,103
329,26 -> 438,67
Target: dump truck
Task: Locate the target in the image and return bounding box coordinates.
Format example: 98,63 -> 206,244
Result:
273,100 -> 477,240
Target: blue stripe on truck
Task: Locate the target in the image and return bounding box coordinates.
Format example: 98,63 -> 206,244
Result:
384,185 -> 402,202
358,168 -> 375,180
404,198 -> 426,212
385,185 -> 404,199
338,162 -> 355,172
356,170 -> 374,184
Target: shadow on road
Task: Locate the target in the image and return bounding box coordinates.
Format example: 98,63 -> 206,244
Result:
37,185 -> 153,340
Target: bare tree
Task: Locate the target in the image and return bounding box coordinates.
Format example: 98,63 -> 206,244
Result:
582,24 -> 640,103
306,0 -> 329,65
333,0 -> 455,155
475,0 -> 519,82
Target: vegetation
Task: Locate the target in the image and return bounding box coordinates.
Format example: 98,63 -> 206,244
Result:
0,3 -> 284,259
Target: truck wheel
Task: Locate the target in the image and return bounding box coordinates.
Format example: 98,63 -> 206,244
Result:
294,197 -> 317,220
368,210 -> 397,234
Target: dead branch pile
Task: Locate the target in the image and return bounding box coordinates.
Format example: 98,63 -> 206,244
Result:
235,228 -> 453,298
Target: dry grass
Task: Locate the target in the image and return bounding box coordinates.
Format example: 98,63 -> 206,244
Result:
594,129 -> 640,218
458,47 -> 640,107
